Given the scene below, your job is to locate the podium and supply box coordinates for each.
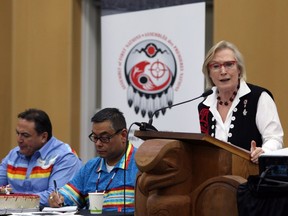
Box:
[133,131,258,216]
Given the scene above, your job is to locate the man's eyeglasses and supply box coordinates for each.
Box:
[208,61,237,72]
[88,128,123,143]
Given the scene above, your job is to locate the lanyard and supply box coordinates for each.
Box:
[95,169,118,193]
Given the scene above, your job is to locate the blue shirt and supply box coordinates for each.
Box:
[59,143,138,213]
[0,136,82,206]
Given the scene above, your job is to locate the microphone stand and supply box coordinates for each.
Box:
[123,122,139,215]
[137,89,213,131]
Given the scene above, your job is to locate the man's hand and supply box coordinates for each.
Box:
[48,191,64,207]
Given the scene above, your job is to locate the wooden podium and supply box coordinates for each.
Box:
[133,131,258,216]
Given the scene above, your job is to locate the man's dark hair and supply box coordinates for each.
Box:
[91,108,126,131]
[18,108,53,140]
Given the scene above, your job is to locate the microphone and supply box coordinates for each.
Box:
[136,89,213,131]
[135,121,158,131]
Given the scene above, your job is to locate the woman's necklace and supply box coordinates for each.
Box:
[217,84,240,106]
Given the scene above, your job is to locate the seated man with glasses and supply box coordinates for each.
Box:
[48,108,138,213]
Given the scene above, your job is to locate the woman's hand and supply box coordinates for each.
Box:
[250,140,264,164]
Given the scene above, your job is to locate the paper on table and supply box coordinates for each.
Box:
[12,212,64,215]
[12,211,77,216]
[42,206,78,212]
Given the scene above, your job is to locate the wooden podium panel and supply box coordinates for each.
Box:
[134,131,258,216]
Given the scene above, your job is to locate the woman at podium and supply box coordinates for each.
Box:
[198,40,283,164]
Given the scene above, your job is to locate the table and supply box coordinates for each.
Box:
[77,209,134,216]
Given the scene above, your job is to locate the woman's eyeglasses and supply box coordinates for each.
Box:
[208,61,237,72]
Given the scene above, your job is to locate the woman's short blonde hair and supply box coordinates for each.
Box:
[202,40,247,88]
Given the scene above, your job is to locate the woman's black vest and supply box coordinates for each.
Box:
[198,83,273,151]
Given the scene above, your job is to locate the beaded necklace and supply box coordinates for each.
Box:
[217,83,240,106]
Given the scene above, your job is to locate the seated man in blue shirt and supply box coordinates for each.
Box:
[0,108,82,206]
[48,108,138,213]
